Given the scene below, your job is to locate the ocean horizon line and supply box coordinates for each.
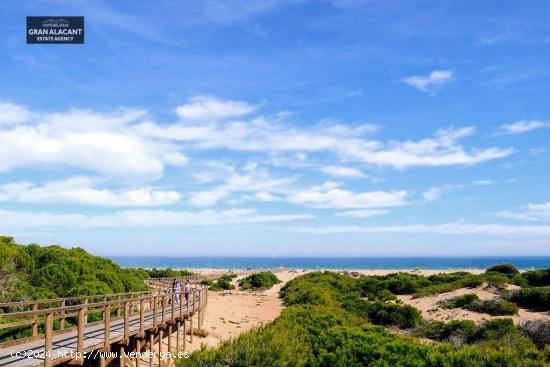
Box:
[109,255,550,270]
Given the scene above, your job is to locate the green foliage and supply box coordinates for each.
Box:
[208,274,235,291]
[344,298,421,328]
[146,268,194,278]
[180,272,547,367]
[468,299,519,316]
[441,293,480,308]
[0,236,149,302]
[523,269,550,287]
[238,271,282,290]
[507,287,550,312]
[441,294,519,316]
[486,264,520,275]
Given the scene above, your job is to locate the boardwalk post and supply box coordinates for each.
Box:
[149,333,154,367]
[140,298,145,335]
[183,319,187,351]
[77,306,86,364]
[176,321,180,352]
[104,304,111,351]
[190,313,193,343]
[158,329,163,367]
[168,324,172,353]
[84,297,89,325]
[153,296,157,328]
[117,295,122,317]
[31,303,38,336]
[179,292,183,319]
[161,295,166,325]
[44,312,53,367]
[135,339,141,367]
[124,301,130,342]
[60,299,66,330]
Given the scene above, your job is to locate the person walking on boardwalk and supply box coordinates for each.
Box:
[174,279,181,303]
[172,278,178,302]
[184,279,192,305]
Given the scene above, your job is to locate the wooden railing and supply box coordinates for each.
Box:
[0,281,208,367]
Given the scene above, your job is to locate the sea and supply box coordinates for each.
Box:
[109,256,550,270]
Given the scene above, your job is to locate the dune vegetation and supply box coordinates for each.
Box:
[181,271,550,367]
[238,271,282,290]
[0,236,150,303]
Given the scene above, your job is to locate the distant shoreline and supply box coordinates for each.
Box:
[109,256,550,271]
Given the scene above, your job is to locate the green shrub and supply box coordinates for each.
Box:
[208,275,235,291]
[441,293,480,308]
[486,264,520,275]
[179,272,545,367]
[469,299,519,316]
[507,287,550,311]
[442,294,518,315]
[146,268,194,278]
[419,320,477,343]
[522,269,550,287]
[239,271,282,290]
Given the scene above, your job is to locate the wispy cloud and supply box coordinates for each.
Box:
[422,180,492,202]
[497,202,550,222]
[0,177,181,207]
[176,96,257,121]
[335,209,389,218]
[403,70,454,92]
[320,165,364,178]
[495,120,550,135]
[0,208,314,228]
[288,181,407,209]
[291,222,550,236]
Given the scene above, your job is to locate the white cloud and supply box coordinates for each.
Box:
[176,96,256,120]
[321,165,364,178]
[403,70,454,92]
[0,102,31,124]
[0,177,181,207]
[422,179,493,202]
[0,208,314,228]
[142,110,511,169]
[497,202,550,221]
[0,98,512,188]
[190,162,294,207]
[288,181,407,209]
[0,107,187,180]
[422,184,464,202]
[496,120,549,135]
[291,222,550,236]
[335,209,389,218]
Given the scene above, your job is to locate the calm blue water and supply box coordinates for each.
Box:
[110,256,550,270]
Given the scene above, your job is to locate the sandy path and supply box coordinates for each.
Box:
[183,270,304,352]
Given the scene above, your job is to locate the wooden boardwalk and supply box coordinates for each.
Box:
[0,278,207,367]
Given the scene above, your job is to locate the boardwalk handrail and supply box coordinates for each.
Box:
[0,279,208,367]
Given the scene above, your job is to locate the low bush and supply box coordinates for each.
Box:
[523,269,550,287]
[519,320,550,349]
[507,287,550,312]
[343,298,421,329]
[486,264,520,275]
[239,271,281,290]
[441,294,518,315]
[441,293,480,308]
[470,299,519,316]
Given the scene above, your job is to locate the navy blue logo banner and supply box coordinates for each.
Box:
[27,16,84,44]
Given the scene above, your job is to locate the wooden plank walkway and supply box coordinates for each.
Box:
[0,280,208,367]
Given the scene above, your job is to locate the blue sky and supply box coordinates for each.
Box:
[1,1,550,256]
